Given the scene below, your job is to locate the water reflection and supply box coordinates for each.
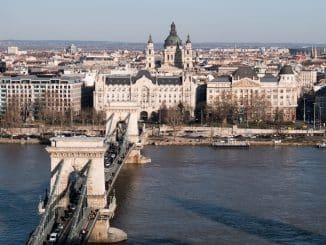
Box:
[171,197,326,244]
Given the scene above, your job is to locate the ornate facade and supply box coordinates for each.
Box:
[145,22,193,70]
[94,70,197,120]
[207,65,298,122]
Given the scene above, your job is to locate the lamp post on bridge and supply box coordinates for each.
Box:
[319,106,324,129]
[313,103,316,129]
[303,97,306,123]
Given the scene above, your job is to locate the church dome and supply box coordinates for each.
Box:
[164,22,182,48]
[232,66,258,80]
[279,65,294,75]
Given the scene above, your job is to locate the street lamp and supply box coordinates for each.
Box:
[313,103,316,129]
[303,97,306,123]
[319,106,324,129]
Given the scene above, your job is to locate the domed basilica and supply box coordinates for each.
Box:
[145,22,193,71]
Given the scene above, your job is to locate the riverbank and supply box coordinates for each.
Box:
[0,137,41,144]
[0,135,324,147]
[0,137,51,145]
[146,136,324,147]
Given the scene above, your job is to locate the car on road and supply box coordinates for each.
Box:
[49,232,58,242]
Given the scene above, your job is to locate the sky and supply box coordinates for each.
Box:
[1,0,326,43]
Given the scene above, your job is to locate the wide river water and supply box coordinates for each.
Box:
[0,144,325,244]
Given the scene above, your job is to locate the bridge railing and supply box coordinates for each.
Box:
[27,160,64,245]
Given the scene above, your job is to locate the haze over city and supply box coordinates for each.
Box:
[2,0,326,43]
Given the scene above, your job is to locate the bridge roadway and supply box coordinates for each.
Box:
[27,113,135,244]
[78,142,135,244]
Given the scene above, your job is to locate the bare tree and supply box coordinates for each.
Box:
[3,95,23,128]
[166,104,184,140]
[209,91,236,125]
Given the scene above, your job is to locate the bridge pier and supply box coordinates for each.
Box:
[125,147,151,164]
[47,137,107,209]
[46,137,127,244]
[89,219,127,244]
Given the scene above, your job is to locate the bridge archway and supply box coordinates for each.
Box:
[140,111,148,121]
[105,102,140,143]
[150,111,158,122]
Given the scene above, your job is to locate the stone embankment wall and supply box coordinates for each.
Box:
[1,125,105,136]
[0,138,40,144]
[147,136,321,146]
[156,125,325,137]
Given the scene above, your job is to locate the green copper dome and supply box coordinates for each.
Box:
[164,22,182,48]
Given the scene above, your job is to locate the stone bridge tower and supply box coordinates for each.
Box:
[46,137,107,209]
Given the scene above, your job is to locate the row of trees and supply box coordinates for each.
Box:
[0,94,105,128]
[199,91,286,126]
[151,92,287,130]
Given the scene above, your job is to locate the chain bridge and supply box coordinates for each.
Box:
[27,106,149,244]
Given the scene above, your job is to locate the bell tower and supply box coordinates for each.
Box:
[184,34,193,70]
[145,34,155,69]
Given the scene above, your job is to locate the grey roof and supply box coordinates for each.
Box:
[105,70,183,86]
[260,73,278,83]
[106,76,130,85]
[186,34,191,44]
[148,34,153,44]
[131,70,155,84]
[157,77,182,85]
[316,86,326,96]
[212,75,232,83]
[0,75,81,83]
[279,65,294,75]
[232,66,258,80]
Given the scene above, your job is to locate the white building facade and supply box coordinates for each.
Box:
[298,69,317,92]
[207,65,298,122]
[0,76,82,115]
[94,70,197,120]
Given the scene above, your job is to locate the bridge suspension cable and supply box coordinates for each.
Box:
[65,160,92,244]
[27,160,64,245]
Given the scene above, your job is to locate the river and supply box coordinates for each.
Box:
[0,144,325,244]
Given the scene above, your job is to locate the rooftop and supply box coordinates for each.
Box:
[164,22,182,48]
[260,73,278,83]
[0,75,81,83]
[106,70,183,86]
[279,65,294,75]
[232,66,258,80]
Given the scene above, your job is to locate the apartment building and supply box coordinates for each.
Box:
[0,75,82,115]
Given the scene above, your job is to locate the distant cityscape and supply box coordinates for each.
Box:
[1,1,326,243]
[0,22,326,130]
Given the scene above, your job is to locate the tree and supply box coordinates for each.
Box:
[158,102,168,124]
[3,95,23,128]
[297,90,315,122]
[166,105,184,140]
[209,91,237,125]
